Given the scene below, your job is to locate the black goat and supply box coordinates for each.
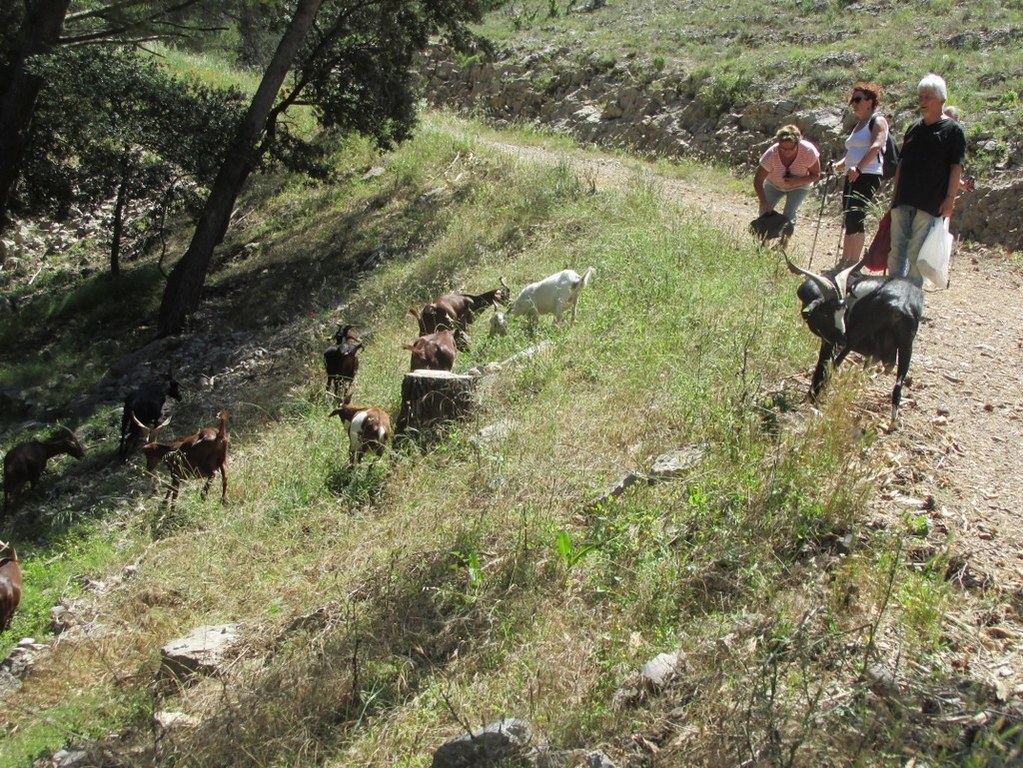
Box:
[324,325,363,402]
[785,255,924,426]
[119,367,182,462]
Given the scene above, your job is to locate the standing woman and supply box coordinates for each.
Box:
[830,83,888,267]
[754,124,821,228]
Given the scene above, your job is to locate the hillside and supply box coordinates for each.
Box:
[422,0,1023,252]
[2,3,1023,767]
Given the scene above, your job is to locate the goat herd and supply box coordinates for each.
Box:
[1,256,921,632]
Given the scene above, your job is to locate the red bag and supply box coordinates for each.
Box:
[864,210,891,272]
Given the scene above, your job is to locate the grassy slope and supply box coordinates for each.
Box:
[4,0,1015,762]
[1,110,959,767]
[478,0,1023,175]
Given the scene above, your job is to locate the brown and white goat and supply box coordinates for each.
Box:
[414,281,509,348]
[329,404,392,464]
[138,410,229,505]
[324,325,363,402]
[3,428,85,516]
[0,542,22,631]
[402,328,457,372]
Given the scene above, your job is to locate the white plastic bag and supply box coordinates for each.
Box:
[917,217,952,289]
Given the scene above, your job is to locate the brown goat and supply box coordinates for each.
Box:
[329,405,392,464]
[324,325,362,402]
[3,428,85,516]
[414,281,509,348]
[139,410,229,505]
[402,328,457,372]
[0,542,22,632]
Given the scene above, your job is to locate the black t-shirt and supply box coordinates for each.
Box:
[894,117,967,215]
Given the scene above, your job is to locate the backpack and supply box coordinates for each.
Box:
[870,116,899,180]
[749,210,794,243]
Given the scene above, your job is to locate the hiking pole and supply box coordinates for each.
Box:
[807,164,833,268]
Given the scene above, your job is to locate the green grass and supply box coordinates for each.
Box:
[476,0,1023,163]
[2,4,1014,760]
[0,114,906,766]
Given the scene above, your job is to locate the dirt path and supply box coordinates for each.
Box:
[485,137,1023,597]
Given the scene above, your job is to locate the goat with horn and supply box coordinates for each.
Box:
[784,254,924,426]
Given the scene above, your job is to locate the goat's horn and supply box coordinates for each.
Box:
[833,256,867,299]
[782,253,838,297]
[499,276,509,290]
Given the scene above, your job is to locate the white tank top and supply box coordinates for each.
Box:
[843,119,884,175]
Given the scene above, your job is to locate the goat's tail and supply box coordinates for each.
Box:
[569,266,595,300]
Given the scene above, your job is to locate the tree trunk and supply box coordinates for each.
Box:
[395,370,477,435]
[156,0,325,337]
[0,0,73,236]
[110,149,132,276]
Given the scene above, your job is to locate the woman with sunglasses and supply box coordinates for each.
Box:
[829,83,888,267]
[753,124,821,233]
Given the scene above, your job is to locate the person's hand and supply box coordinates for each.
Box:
[847,166,861,181]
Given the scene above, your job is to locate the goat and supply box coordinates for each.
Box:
[119,366,182,462]
[138,410,229,505]
[415,280,509,347]
[0,542,21,631]
[785,255,924,426]
[324,325,363,402]
[490,267,594,334]
[329,404,392,464]
[402,328,457,372]
[3,428,85,516]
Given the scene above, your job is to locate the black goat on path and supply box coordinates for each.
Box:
[785,255,924,426]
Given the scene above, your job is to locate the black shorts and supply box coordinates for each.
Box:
[842,173,882,234]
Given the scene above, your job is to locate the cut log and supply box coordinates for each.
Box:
[396,369,477,435]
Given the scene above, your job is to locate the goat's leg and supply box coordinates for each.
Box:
[220,466,227,503]
[890,342,914,426]
[201,475,213,500]
[809,343,836,401]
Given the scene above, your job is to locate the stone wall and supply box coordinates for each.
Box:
[419,47,1022,252]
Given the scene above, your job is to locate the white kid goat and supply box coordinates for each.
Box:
[490,267,594,335]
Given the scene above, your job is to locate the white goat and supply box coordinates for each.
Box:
[490,267,594,334]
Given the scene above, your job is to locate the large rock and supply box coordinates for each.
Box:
[160,624,241,682]
[432,718,534,768]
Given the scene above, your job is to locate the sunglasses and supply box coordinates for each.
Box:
[849,95,868,104]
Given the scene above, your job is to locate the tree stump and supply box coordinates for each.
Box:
[395,370,477,435]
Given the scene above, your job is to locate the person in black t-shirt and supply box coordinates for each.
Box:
[888,74,966,286]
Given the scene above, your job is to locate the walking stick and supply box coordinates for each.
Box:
[807,166,833,268]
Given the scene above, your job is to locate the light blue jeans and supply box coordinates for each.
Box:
[762,180,813,223]
[888,204,935,287]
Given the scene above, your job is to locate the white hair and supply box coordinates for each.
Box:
[918,73,948,101]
